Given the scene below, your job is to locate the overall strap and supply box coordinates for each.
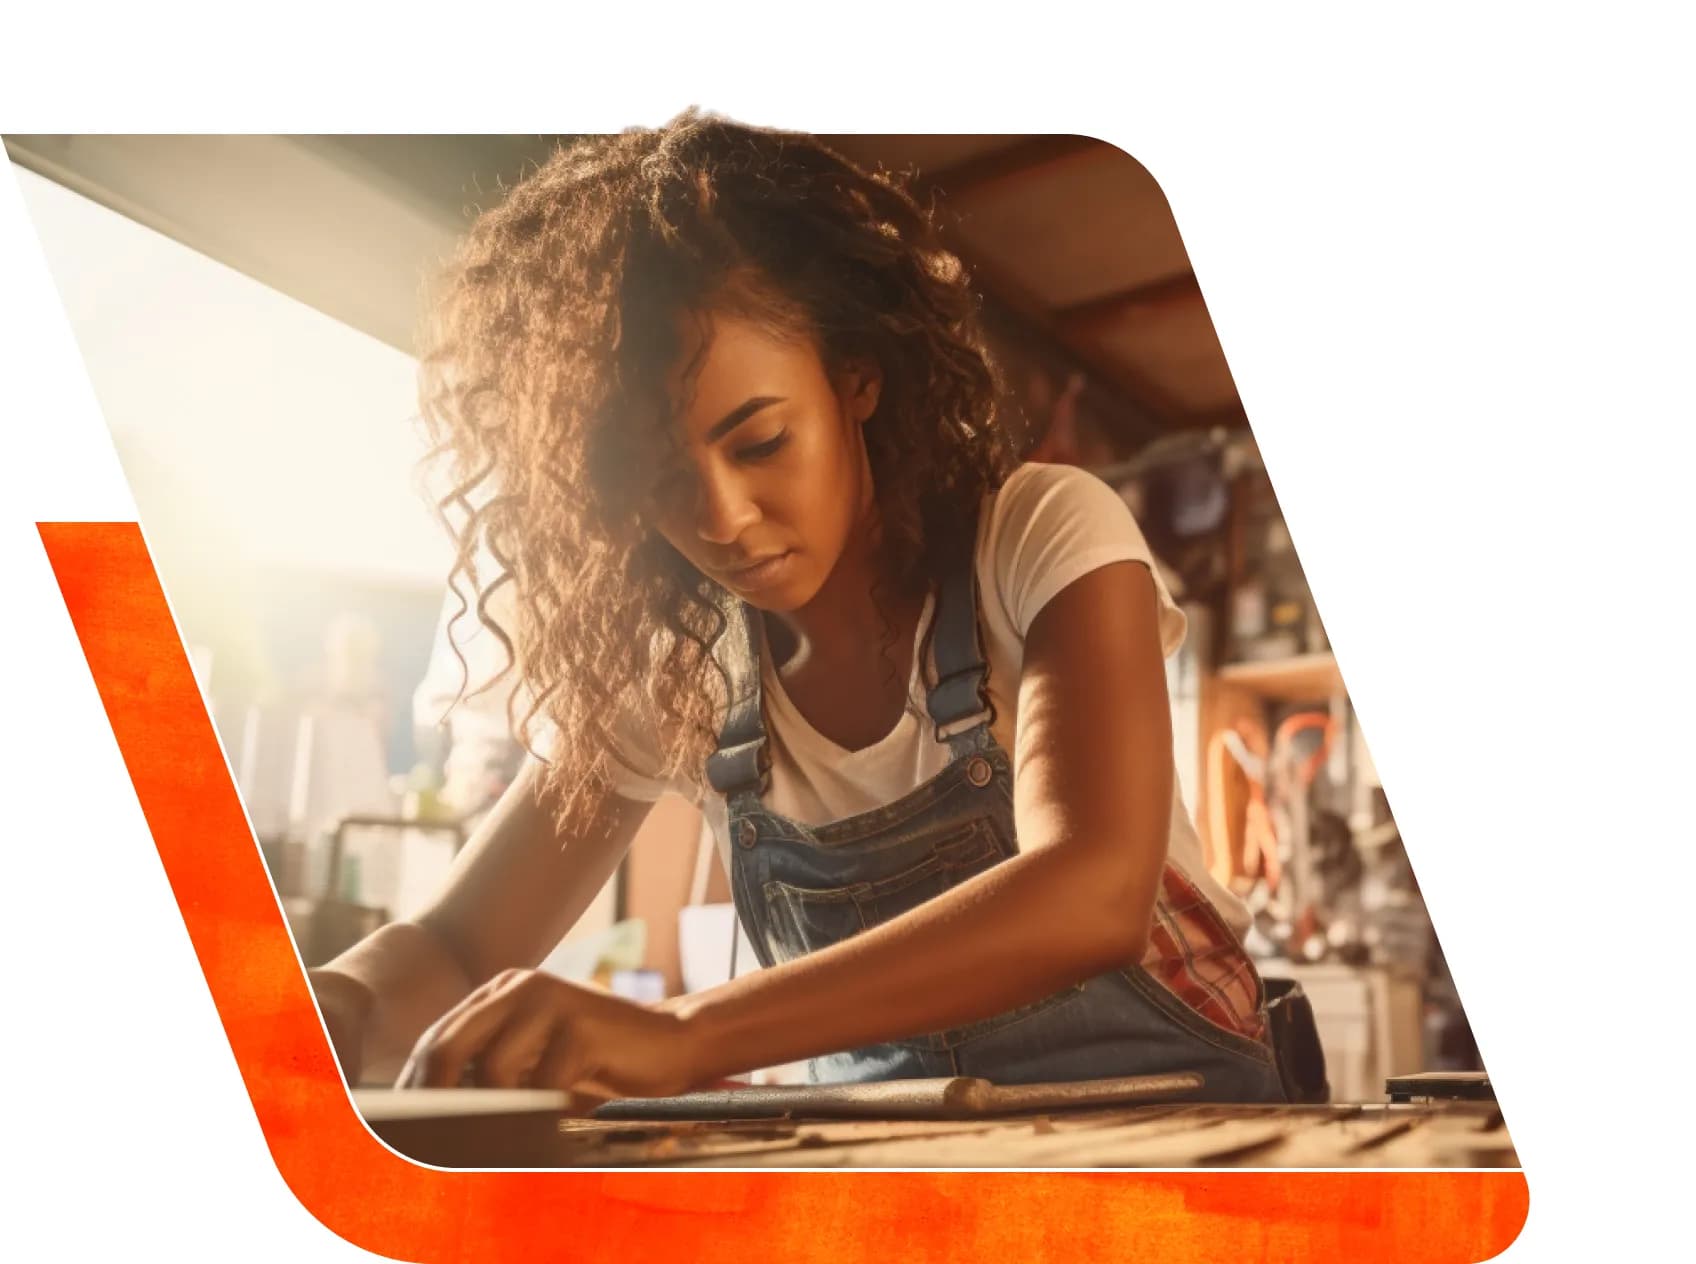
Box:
[925,521,992,754]
[704,588,770,803]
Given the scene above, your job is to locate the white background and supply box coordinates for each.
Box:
[2,4,1691,1260]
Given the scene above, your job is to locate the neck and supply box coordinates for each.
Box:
[764,508,923,670]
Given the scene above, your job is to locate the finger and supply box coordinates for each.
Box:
[473,1000,562,1089]
[530,1021,590,1095]
[410,988,530,1089]
[564,1088,617,1119]
[397,970,536,1088]
[396,1013,455,1087]
[397,1006,474,1088]
[536,1045,623,1102]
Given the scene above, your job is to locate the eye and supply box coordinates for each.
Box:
[735,430,790,463]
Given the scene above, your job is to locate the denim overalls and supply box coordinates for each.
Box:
[705,535,1288,1103]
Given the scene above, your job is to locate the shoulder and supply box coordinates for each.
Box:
[528,679,693,807]
[602,685,698,805]
[981,462,1139,563]
[975,462,1187,655]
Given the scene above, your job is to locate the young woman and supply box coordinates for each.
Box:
[308,112,1289,1105]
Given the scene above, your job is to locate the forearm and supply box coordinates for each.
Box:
[314,919,476,1080]
[311,770,653,1082]
[668,842,1155,1085]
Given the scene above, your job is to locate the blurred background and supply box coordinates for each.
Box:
[5,133,1481,1099]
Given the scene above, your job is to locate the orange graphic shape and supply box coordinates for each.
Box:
[39,521,1528,1263]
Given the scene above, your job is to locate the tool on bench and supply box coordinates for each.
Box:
[1385,1071,1493,1104]
[592,1071,1207,1121]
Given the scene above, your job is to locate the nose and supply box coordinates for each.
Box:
[693,465,761,546]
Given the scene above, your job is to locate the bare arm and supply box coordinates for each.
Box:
[310,759,650,1082]
[404,562,1177,1097]
[666,560,1173,1079]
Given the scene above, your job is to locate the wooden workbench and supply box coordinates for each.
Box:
[367,1100,1516,1169]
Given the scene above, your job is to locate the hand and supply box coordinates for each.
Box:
[308,968,376,1086]
[395,969,701,1102]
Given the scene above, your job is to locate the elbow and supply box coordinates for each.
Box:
[1093,917,1151,973]
[1069,873,1154,974]
[1024,830,1162,978]
[1119,916,1151,966]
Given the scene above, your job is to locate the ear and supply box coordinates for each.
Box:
[838,356,883,425]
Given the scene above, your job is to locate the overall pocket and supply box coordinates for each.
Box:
[760,819,1004,962]
[760,818,1089,1051]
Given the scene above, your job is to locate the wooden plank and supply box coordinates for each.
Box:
[654,1104,1519,1170]
[1267,1109,1430,1167]
[1056,272,1204,339]
[1378,1107,1518,1167]
[919,135,1107,200]
[373,1099,1516,1169]
[356,1088,570,1120]
[751,1115,1287,1169]
[587,1118,1016,1168]
[660,1107,1267,1169]
[637,1105,1208,1169]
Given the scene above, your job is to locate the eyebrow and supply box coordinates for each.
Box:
[706,395,785,443]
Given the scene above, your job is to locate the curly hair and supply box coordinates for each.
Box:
[417,108,1019,838]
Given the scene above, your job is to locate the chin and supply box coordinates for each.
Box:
[735,570,824,614]
[736,582,813,614]
[713,550,822,612]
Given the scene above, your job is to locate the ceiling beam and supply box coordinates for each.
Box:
[1055,271,1203,339]
[917,134,1107,199]
[899,137,1192,441]
[956,247,1187,438]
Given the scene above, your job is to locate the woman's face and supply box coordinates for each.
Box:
[646,311,882,613]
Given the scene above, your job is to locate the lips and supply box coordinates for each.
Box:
[724,550,793,588]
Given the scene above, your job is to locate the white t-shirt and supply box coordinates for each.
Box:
[604,461,1253,940]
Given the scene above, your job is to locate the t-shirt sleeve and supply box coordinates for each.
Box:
[985,461,1188,657]
[527,687,685,804]
[602,697,687,803]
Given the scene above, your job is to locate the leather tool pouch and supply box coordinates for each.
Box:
[1263,977,1331,1104]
